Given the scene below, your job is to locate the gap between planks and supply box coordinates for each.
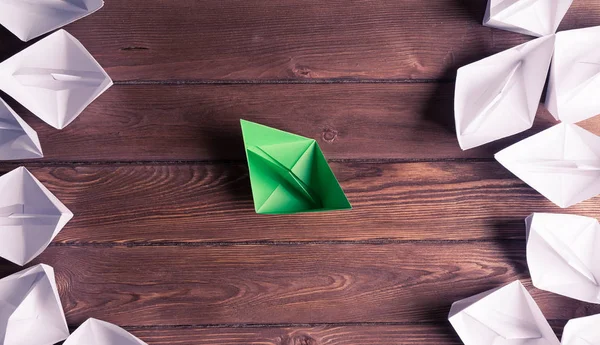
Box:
[0,157,495,168]
[113,79,452,85]
[116,320,567,330]
[49,239,525,247]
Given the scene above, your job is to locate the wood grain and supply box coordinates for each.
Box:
[0,243,593,326]
[2,0,598,343]
[125,323,567,345]
[9,83,598,162]
[1,0,599,81]
[127,325,464,345]
[9,163,599,244]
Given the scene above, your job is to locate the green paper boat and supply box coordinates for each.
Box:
[241,120,352,214]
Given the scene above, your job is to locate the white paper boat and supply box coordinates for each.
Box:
[0,264,69,345]
[562,314,600,345]
[0,98,43,160]
[496,123,600,208]
[0,29,113,129]
[64,318,148,345]
[484,0,573,37]
[454,35,555,150]
[0,0,104,42]
[449,280,559,345]
[0,166,73,265]
[526,213,600,304]
[546,26,600,124]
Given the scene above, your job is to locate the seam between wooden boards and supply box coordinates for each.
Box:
[49,239,524,247]
[107,320,567,330]
[0,158,495,167]
[113,79,454,85]
[9,158,509,246]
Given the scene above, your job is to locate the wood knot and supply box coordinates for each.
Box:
[292,65,312,78]
[322,128,338,143]
[120,46,149,51]
[411,59,425,71]
[280,334,317,345]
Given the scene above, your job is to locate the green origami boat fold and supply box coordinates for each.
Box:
[241,120,352,214]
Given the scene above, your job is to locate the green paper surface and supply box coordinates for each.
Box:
[241,120,352,214]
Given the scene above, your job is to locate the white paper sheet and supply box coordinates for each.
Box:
[454,35,555,150]
[526,213,600,304]
[0,0,104,42]
[64,318,148,345]
[449,280,559,345]
[483,0,573,37]
[0,166,73,266]
[546,26,600,124]
[0,264,69,345]
[495,123,600,208]
[0,98,43,160]
[562,314,600,345]
[0,29,113,129]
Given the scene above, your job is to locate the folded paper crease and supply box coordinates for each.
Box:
[64,318,148,345]
[0,0,104,41]
[449,280,559,345]
[526,213,600,303]
[0,264,69,345]
[546,26,600,123]
[484,0,573,37]
[0,166,73,265]
[496,123,600,208]
[0,29,113,129]
[455,35,555,150]
[0,98,43,160]
[241,120,351,214]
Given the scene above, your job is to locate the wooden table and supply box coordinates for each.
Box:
[2,1,600,344]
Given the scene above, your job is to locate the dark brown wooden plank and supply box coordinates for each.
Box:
[127,325,463,345]
[126,323,567,345]
[1,243,593,325]
[7,162,600,244]
[2,0,599,81]
[9,83,593,161]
